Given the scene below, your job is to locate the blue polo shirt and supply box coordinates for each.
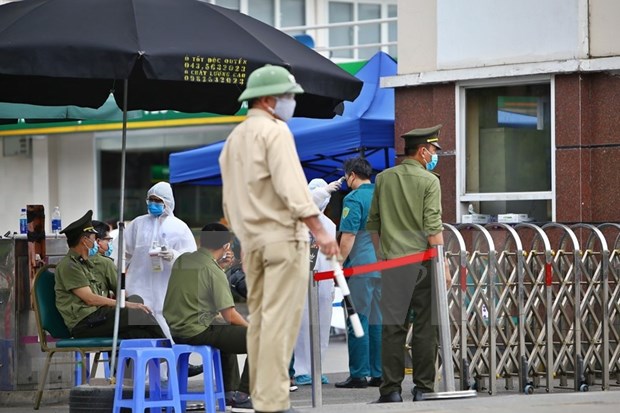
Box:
[340,183,380,279]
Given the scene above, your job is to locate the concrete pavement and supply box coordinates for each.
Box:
[300,390,620,413]
[2,338,619,412]
[2,384,620,413]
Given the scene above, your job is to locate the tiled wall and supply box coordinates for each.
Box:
[395,83,456,223]
[555,73,620,222]
[394,73,620,224]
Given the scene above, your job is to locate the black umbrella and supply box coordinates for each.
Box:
[0,0,361,118]
[0,0,362,382]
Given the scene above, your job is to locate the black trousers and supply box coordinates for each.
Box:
[72,295,164,339]
[175,324,250,395]
[379,260,438,395]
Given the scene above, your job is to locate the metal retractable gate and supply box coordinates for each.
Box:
[454,224,497,394]
[304,222,619,407]
[441,222,618,396]
[599,224,620,388]
[543,223,587,392]
[514,223,553,394]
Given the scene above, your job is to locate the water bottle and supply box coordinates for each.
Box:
[51,206,62,237]
[149,240,163,272]
[19,208,27,234]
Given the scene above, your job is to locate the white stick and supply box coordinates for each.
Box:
[331,257,364,338]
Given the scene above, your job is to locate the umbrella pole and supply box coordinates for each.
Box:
[109,79,129,383]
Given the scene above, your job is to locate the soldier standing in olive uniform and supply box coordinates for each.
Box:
[366,125,452,403]
[55,210,164,339]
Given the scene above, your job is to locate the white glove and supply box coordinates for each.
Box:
[158,249,174,262]
[326,179,342,193]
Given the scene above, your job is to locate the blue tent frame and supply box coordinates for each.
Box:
[169,51,396,185]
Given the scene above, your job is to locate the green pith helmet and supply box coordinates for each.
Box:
[238,64,304,102]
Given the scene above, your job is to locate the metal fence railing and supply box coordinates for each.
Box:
[444,222,620,394]
[305,221,619,407]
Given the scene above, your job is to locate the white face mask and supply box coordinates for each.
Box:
[273,96,297,122]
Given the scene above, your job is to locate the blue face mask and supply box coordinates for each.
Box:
[424,149,439,171]
[104,242,114,258]
[87,239,99,257]
[147,202,165,217]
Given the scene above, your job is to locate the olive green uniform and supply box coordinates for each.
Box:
[55,250,100,330]
[90,254,118,299]
[163,248,250,395]
[367,159,443,396]
[55,250,163,338]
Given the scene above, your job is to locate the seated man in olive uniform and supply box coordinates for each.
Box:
[55,210,164,339]
[164,223,252,413]
[90,220,118,298]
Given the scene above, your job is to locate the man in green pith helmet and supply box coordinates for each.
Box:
[219,64,339,413]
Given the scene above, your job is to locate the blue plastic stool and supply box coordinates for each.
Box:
[75,349,117,385]
[113,339,181,413]
[74,351,111,385]
[173,344,226,413]
[119,338,172,349]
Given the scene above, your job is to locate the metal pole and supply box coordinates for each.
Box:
[602,249,610,390]
[109,79,129,382]
[517,248,526,393]
[308,272,323,407]
[459,253,469,390]
[488,249,498,395]
[574,248,584,392]
[435,245,456,392]
[423,245,476,400]
[545,252,554,393]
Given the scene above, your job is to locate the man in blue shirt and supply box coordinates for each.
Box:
[335,156,382,389]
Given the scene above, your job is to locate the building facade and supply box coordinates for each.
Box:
[4,0,618,230]
[387,0,620,223]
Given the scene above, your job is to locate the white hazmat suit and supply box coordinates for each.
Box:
[293,179,336,381]
[125,182,197,339]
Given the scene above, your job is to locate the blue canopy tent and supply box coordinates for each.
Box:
[169,51,396,185]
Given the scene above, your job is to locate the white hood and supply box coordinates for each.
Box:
[308,178,331,212]
[147,181,175,215]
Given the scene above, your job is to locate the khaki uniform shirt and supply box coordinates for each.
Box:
[163,248,235,340]
[90,254,118,298]
[55,251,107,330]
[219,108,319,253]
[367,159,443,259]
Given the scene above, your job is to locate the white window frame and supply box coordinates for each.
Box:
[210,0,309,28]
[455,75,557,222]
[211,0,397,60]
[324,0,397,60]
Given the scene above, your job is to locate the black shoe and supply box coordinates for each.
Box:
[368,377,382,387]
[411,387,429,401]
[187,363,203,377]
[370,391,402,403]
[225,391,236,406]
[231,391,254,413]
[335,376,368,388]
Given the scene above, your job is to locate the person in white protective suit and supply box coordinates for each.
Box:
[124,181,197,340]
[292,178,341,386]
